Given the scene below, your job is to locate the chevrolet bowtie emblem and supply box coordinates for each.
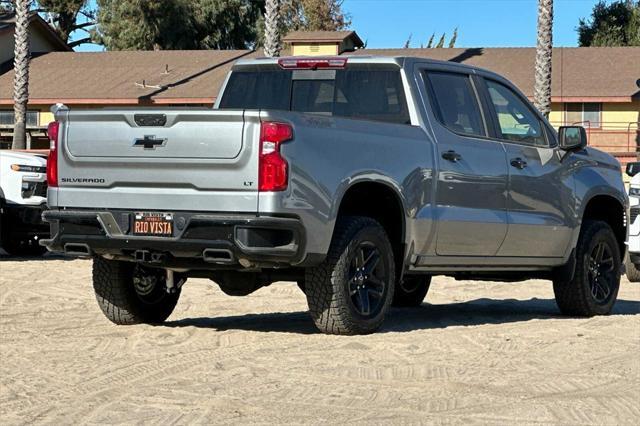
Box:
[133,135,167,149]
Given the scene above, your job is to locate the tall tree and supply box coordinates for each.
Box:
[1,1,97,47]
[263,0,281,56]
[403,33,412,48]
[36,0,96,46]
[12,0,31,150]
[578,0,640,46]
[425,33,434,48]
[533,0,553,117]
[299,0,349,30]
[95,0,262,50]
[256,0,349,47]
[435,33,445,48]
[448,27,458,48]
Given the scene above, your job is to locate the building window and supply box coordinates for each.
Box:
[0,110,39,127]
[564,103,601,128]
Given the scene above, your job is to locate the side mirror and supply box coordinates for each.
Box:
[558,126,587,151]
[626,162,640,177]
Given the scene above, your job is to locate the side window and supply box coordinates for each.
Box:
[485,80,546,146]
[425,72,486,137]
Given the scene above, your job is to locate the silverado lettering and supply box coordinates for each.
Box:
[61,178,106,184]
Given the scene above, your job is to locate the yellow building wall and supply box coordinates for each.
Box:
[601,101,640,126]
[547,101,639,129]
[39,110,54,126]
[548,102,564,127]
[291,43,339,56]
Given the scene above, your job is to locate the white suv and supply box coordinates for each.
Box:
[0,150,49,256]
[625,162,640,281]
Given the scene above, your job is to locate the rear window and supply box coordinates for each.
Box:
[219,64,411,125]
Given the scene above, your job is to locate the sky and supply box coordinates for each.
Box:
[74,0,601,52]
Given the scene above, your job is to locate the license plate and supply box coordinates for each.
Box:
[133,212,174,237]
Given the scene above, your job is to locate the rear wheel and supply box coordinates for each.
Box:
[305,216,395,335]
[92,257,181,324]
[624,253,640,282]
[393,276,431,307]
[553,220,621,316]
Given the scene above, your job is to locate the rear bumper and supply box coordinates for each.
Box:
[41,209,316,269]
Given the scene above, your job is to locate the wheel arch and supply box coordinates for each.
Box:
[580,193,626,258]
[334,179,408,276]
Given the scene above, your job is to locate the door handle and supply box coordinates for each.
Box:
[442,150,462,162]
[510,157,528,169]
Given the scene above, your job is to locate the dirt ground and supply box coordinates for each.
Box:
[1,257,639,425]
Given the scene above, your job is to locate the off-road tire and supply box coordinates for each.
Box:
[553,220,621,316]
[92,256,181,325]
[393,276,431,307]
[624,253,640,282]
[305,216,395,335]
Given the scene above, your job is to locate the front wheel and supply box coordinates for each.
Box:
[553,220,621,316]
[92,257,181,325]
[305,216,395,335]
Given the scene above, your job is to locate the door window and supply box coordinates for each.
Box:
[425,72,486,137]
[485,80,546,146]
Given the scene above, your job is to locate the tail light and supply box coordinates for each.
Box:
[259,121,293,191]
[47,121,59,187]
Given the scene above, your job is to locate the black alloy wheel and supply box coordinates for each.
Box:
[347,242,389,318]
[587,241,616,304]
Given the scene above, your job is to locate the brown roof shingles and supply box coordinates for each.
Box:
[349,47,640,101]
[0,47,637,105]
[0,50,256,105]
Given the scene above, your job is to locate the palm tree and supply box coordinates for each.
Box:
[533,0,553,118]
[264,0,281,57]
[12,0,31,150]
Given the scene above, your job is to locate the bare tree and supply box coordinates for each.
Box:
[12,0,31,150]
[534,0,553,117]
[264,0,282,57]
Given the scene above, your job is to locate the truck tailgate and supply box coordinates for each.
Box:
[53,108,260,213]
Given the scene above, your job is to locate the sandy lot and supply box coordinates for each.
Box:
[1,257,639,425]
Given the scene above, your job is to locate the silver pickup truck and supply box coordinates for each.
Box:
[42,56,628,335]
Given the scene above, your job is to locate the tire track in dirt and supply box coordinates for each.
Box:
[1,259,639,424]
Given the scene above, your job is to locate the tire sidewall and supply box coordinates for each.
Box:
[333,224,395,331]
[624,253,640,282]
[92,257,180,324]
[578,225,621,315]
